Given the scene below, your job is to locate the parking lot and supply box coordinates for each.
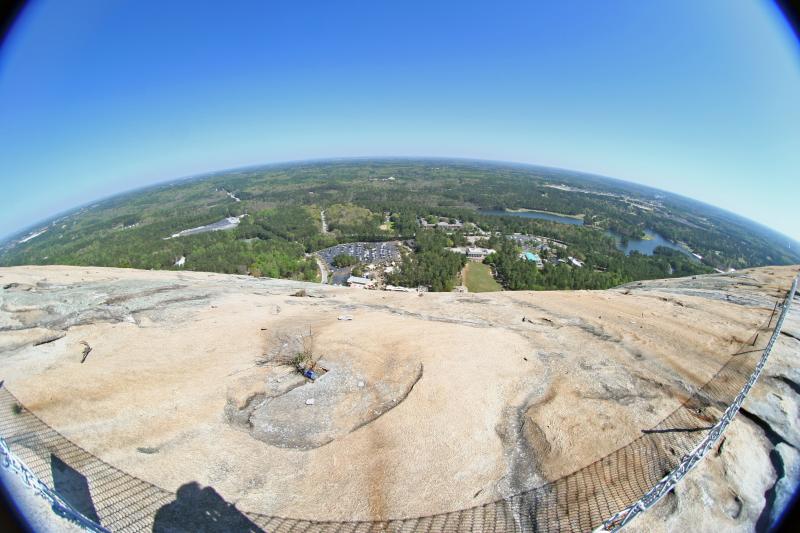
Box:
[318,241,401,266]
[317,242,402,285]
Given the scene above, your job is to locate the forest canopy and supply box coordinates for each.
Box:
[2,159,794,292]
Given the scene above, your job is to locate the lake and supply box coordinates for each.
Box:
[609,229,697,260]
[480,208,696,259]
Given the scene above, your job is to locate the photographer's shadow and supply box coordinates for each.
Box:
[153,481,262,533]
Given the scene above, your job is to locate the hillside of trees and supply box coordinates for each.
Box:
[2,159,794,291]
[484,240,711,291]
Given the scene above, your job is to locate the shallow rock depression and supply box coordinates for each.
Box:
[226,358,423,449]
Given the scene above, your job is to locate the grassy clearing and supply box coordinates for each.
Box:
[326,204,375,229]
[464,262,502,292]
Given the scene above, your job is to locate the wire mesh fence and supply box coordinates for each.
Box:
[0,280,795,532]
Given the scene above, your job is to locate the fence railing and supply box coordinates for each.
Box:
[596,275,797,531]
[0,277,796,532]
[0,437,111,532]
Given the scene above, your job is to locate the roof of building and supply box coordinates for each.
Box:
[467,247,494,255]
[347,275,372,285]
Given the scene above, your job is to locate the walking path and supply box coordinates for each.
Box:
[315,254,329,284]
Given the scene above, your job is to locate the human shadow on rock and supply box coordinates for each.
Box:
[152,481,262,533]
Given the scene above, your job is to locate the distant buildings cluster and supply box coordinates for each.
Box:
[419,217,464,231]
[331,214,594,293]
[446,246,496,261]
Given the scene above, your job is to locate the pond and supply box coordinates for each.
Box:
[609,229,697,261]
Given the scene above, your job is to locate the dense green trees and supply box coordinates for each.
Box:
[2,160,791,287]
[325,204,383,237]
[388,230,467,291]
[389,212,419,236]
[332,254,359,267]
[484,239,711,291]
[238,207,337,252]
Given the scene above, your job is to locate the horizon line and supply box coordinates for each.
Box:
[2,155,798,247]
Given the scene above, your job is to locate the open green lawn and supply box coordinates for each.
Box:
[464,262,502,292]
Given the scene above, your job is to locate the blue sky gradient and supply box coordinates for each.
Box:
[1,1,799,239]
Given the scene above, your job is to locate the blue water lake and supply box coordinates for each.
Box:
[610,229,696,260]
[480,208,696,260]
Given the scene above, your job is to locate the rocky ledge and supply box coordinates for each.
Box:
[0,264,797,530]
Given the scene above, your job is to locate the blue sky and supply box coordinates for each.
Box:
[1,0,799,240]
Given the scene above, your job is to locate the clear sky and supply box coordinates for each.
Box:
[1,1,799,240]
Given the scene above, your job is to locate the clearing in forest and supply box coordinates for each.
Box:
[464,262,502,292]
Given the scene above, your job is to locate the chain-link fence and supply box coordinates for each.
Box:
[0,278,796,532]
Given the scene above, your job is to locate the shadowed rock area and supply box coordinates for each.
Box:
[0,264,797,530]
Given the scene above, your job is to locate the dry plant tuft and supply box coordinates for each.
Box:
[258,326,320,372]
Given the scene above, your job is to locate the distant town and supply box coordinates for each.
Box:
[316,216,651,293]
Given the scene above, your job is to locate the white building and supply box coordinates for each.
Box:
[385,284,413,292]
[347,275,374,289]
[466,247,495,261]
[419,218,464,231]
[568,256,584,268]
